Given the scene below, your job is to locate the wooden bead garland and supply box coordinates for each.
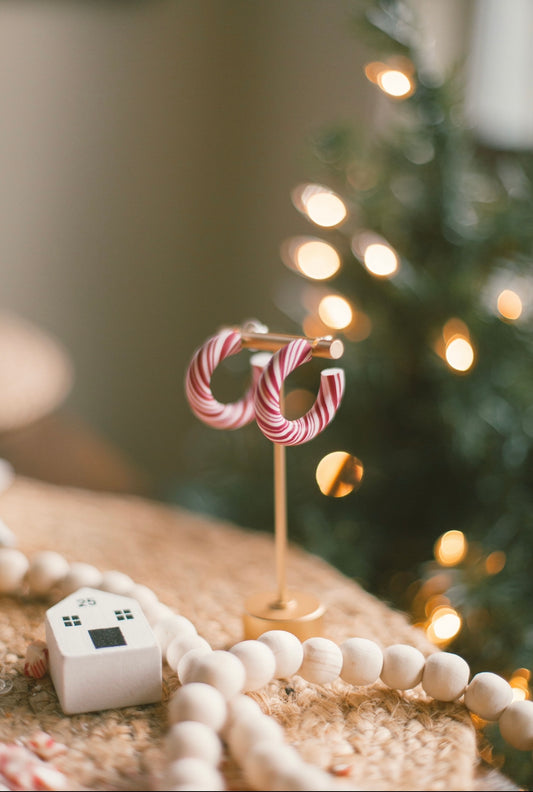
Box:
[60,561,102,595]
[165,719,223,766]
[152,613,198,654]
[167,683,228,733]
[1,535,533,790]
[421,651,470,702]
[183,649,247,700]
[226,710,285,765]
[229,639,277,691]
[166,634,212,674]
[176,645,213,685]
[380,643,425,690]
[298,636,343,685]
[26,551,70,596]
[220,693,263,739]
[339,636,383,686]
[257,628,303,678]
[499,700,533,752]
[161,756,225,791]
[464,671,514,721]
[0,547,29,592]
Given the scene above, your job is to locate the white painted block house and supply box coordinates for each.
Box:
[45,586,162,715]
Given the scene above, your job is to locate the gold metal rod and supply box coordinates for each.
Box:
[273,441,288,608]
[240,330,344,360]
[273,385,288,608]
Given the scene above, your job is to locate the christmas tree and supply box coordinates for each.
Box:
[172,1,533,785]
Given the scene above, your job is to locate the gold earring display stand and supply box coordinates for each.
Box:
[242,591,325,641]
[243,385,326,640]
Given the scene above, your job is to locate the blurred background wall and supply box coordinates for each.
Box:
[0,0,468,493]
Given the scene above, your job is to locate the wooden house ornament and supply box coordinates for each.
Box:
[45,587,162,715]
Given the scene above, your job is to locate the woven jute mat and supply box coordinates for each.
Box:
[0,477,510,791]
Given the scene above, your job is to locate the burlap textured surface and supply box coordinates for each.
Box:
[0,477,511,791]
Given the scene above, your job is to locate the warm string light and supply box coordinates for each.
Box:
[364,57,416,99]
[281,42,533,784]
[283,181,403,516]
[280,237,341,281]
[281,188,365,508]
[425,607,462,645]
[509,669,531,702]
[434,530,468,566]
[445,337,475,372]
[414,545,465,648]
[285,179,486,660]
[291,184,348,228]
[485,551,506,576]
[318,295,353,330]
[434,318,475,373]
[315,452,364,498]
[425,530,467,645]
[417,528,519,704]
[482,269,533,324]
[301,313,334,340]
[343,311,372,342]
[351,231,400,278]
[497,289,523,321]
[295,284,358,339]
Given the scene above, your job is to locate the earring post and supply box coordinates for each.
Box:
[240,329,344,360]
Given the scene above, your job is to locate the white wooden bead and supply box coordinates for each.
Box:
[222,694,264,738]
[498,700,533,750]
[0,548,29,593]
[165,720,222,766]
[297,637,343,685]
[177,647,213,685]
[128,583,159,611]
[464,672,514,721]
[184,649,246,699]
[26,551,69,596]
[166,634,211,671]
[168,682,227,732]
[340,637,383,686]
[227,713,284,764]
[60,562,102,595]
[141,599,175,626]
[99,569,135,596]
[242,740,303,790]
[162,757,225,791]
[422,652,470,701]
[381,644,425,690]
[229,640,276,691]
[153,614,197,653]
[257,630,303,679]
[0,518,16,548]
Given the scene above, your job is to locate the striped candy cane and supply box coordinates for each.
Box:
[0,742,69,791]
[254,338,345,445]
[185,329,264,430]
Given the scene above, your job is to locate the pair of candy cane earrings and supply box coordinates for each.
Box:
[185,325,345,444]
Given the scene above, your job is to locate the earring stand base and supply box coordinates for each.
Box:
[242,590,325,641]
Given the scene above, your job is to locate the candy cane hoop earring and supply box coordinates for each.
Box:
[254,338,345,445]
[185,327,264,430]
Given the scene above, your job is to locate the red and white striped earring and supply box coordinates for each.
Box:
[185,328,265,430]
[254,338,345,445]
